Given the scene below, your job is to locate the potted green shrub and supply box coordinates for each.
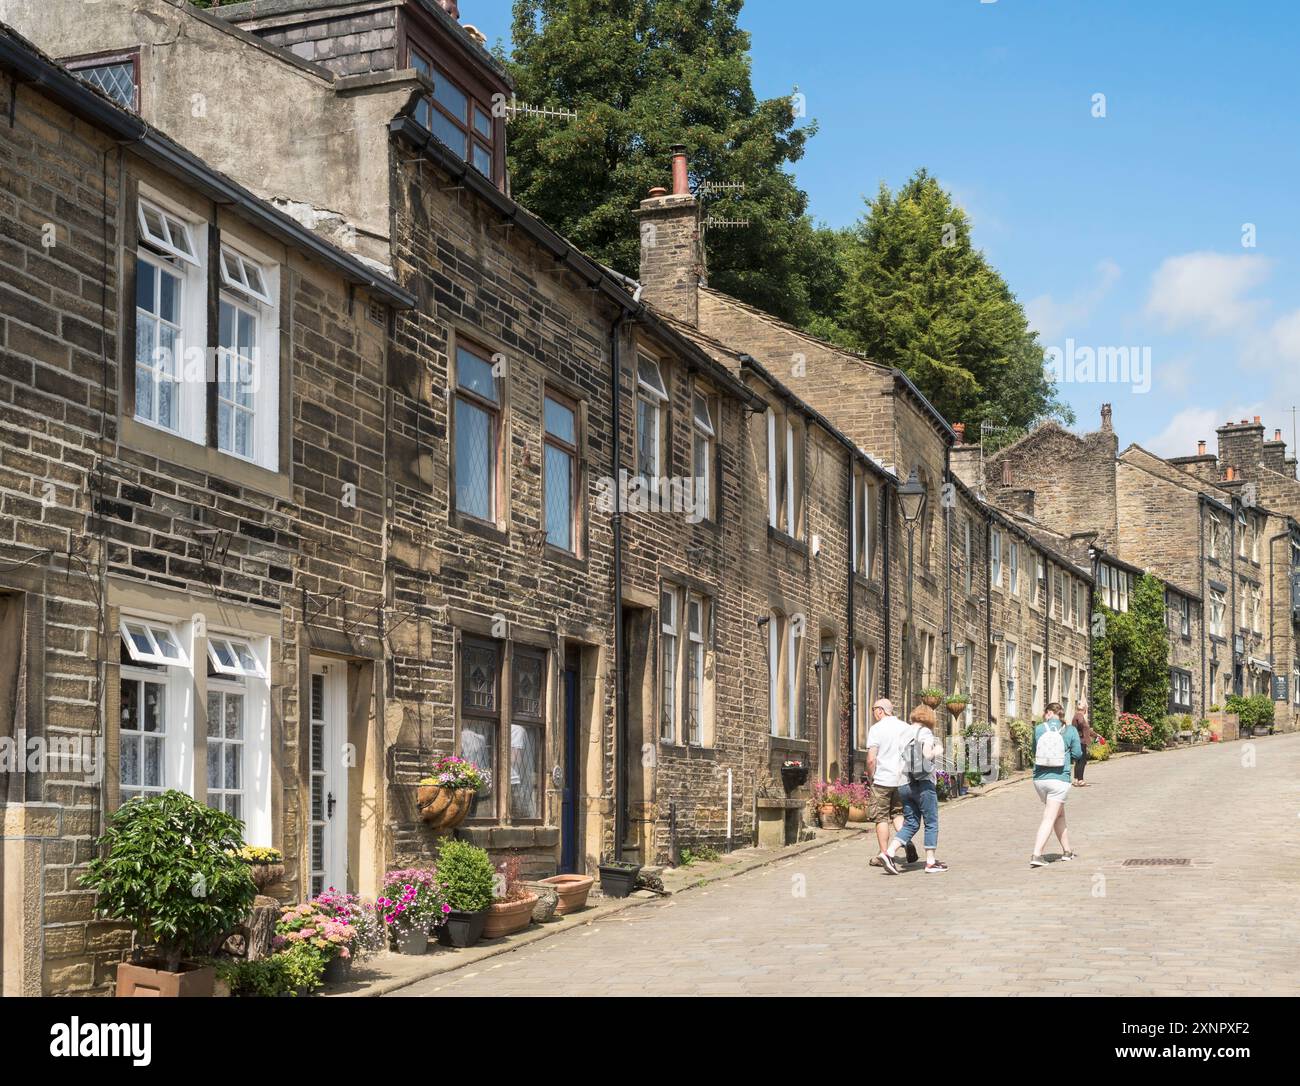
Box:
[434,839,495,947]
[379,868,447,954]
[597,859,642,898]
[80,790,256,997]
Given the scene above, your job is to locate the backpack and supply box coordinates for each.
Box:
[1035,720,1066,768]
[899,725,930,781]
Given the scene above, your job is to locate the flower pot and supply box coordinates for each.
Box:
[395,929,429,955]
[417,785,475,831]
[847,804,869,823]
[483,893,538,939]
[817,803,848,829]
[524,881,560,922]
[921,695,942,709]
[247,862,285,892]
[598,862,641,899]
[539,873,594,914]
[945,702,968,719]
[321,954,353,985]
[436,908,489,948]
[780,764,809,792]
[1253,725,1269,737]
[115,960,215,998]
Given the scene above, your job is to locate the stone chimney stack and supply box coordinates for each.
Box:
[1216,417,1265,482]
[948,422,984,492]
[1100,403,1113,432]
[1263,428,1288,475]
[638,146,703,327]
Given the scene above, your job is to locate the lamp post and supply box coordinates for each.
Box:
[898,470,927,716]
[814,645,835,778]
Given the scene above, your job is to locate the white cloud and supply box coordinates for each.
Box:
[1144,403,1267,459]
[1145,251,1272,334]
[1026,258,1121,342]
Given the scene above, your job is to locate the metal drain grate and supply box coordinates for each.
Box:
[1122,858,1190,867]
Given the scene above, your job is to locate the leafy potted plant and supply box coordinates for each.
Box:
[934,771,953,801]
[538,870,595,914]
[236,845,285,892]
[812,779,854,829]
[919,686,944,709]
[483,855,538,939]
[598,858,642,898]
[418,756,488,832]
[80,790,256,997]
[845,780,871,822]
[1008,719,1034,770]
[945,690,970,719]
[274,900,358,985]
[780,758,809,792]
[434,839,495,947]
[313,886,387,963]
[378,868,447,955]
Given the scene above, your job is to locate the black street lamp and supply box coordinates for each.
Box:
[898,470,927,715]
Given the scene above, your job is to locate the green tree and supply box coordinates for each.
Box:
[502,0,822,324]
[833,170,1071,431]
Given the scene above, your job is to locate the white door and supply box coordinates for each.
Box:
[308,660,348,897]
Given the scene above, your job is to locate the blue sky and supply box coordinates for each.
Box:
[466,0,1300,457]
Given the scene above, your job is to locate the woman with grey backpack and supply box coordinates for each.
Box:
[1030,702,1083,867]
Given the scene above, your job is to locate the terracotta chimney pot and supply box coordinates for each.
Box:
[670,145,689,197]
[648,186,668,198]
[436,0,461,18]
[953,422,966,444]
[1198,440,1207,455]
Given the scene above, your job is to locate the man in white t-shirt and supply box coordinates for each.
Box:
[866,698,915,874]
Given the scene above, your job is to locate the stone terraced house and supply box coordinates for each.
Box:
[30,0,1298,998]
[0,20,412,994]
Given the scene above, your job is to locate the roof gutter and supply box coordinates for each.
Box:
[0,31,415,308]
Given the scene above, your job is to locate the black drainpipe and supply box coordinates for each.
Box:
[1198,497,1207,720]
[846,463,856,780]
[1230,499,1239,696]
[985,511,994,726]
[882,485,893,698]
[1044,554,1052,707]
[610,313,628,861]
[1269,530,1289,697]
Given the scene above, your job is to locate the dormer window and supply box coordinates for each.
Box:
[410,47,496,180]
[65,51,139,112]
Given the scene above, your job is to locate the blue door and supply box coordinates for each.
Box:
[560,664,580,873]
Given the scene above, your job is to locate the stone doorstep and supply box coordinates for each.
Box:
[336,826,872,997]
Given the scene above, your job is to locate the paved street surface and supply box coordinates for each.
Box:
[396,736,1300,996]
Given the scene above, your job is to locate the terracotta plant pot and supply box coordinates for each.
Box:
[945,702,968,719]
[538,873,594,914]
[921,695,942,709]
[436,908,489,948]
[116,960,215,998]
[416,785,475,831]
[524,881,559,923]
[247,863,285,892]
[482,893,539,939]
[847,804,869,823]
[395,929,429,955]
[818,804,848,829]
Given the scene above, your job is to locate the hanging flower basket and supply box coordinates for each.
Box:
[945,699,969,719]
[416,784,475,831]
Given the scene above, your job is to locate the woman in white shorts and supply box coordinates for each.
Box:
[1030,703,1083,867]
